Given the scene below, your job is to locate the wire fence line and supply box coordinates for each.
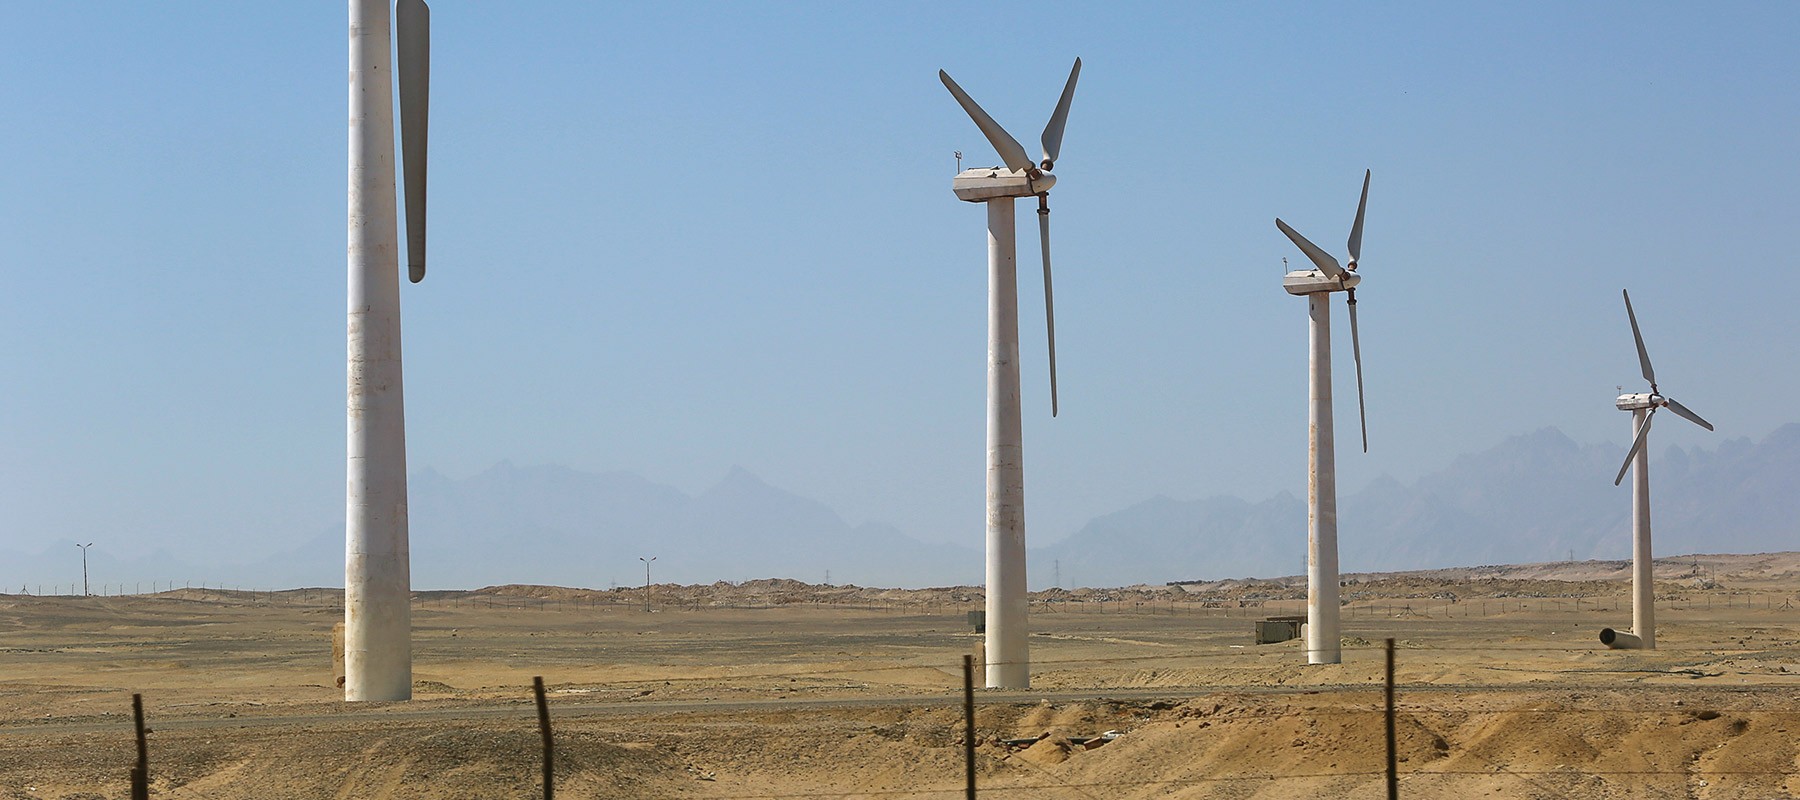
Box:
[21,640,1800,800]
[8,585,1796,619]
[407,591,1796,617]
[506,653,1800,694]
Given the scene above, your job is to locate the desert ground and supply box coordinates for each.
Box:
[3,553,1799,799]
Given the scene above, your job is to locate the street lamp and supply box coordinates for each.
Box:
[638,556,656,612]
[75,543,93,597]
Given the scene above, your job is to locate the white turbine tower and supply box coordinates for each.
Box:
[345,0,429,702]
[940,58,1080,689]
[1274,170,1370,666]
[1600,289,1713,650]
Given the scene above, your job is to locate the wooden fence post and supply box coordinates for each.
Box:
[534,676,553,800]
[963,655,976,800]
[1385,638,1397,800]
[131,693,148,800]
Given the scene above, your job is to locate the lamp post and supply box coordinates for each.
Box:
[76,543,93,596]
[638,556,656,612]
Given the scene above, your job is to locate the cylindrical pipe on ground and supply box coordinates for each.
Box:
[1600,627,1643,649]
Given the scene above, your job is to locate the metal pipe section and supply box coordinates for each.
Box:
[1306,292,1341,664]
[1599,627,1644,649]
[345,0,413,702]
[984,198,1029,689]
[1630,407,1655,649]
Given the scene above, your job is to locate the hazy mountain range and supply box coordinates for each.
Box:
[6,425,1797,591]
[1043,424,1800,587]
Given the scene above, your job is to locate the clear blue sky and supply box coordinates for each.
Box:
[2,2,1796,569]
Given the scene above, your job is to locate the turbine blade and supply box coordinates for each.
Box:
[1614,410,1655,486]
[397,0,430,283]
[1664,397,1714,431]
[1039,57,1081,170]
[1347,169,1370,268]
[1622,289,1654,387]
[1038,200,1059,417]
[939,70,1033,174]
[1348,294,1367,452]
[1276,218,1343,277]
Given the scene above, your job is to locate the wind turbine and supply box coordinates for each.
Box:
[345,0,430,701]
[940,58,1080,689]
[1600,289,1713,650]
[1274,169,1370,666]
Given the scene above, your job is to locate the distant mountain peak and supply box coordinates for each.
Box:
[1264,489,1300,505]
[1515,426,1577,451]
[707,464,772,495]
[1765,422,1800,446]
[723,463,761,481]
[1359,474,1406,494]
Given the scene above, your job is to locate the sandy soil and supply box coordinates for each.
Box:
[3,553,1799,799]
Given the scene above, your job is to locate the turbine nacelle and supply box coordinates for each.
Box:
[1615,392,1661,411]
[952,167,1056,202]
[1281,268,1361,296]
